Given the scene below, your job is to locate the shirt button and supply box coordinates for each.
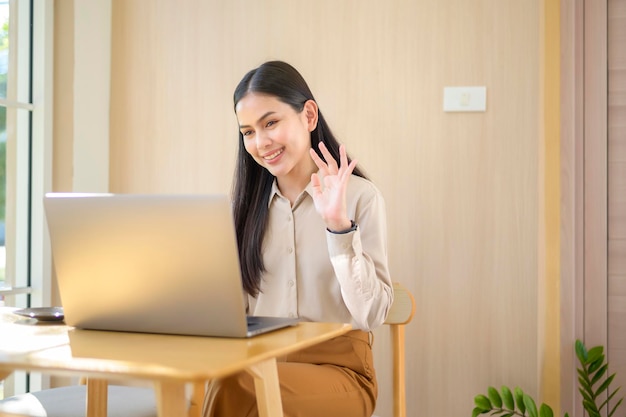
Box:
[288,280,295,287]
[288,216,292,222]
[288,247,293,254]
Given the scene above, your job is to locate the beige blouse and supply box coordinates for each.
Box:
[247,175,394,331]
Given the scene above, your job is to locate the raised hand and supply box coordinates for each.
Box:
[309,142,357,232]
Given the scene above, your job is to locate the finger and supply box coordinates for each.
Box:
[309,148,329,174]
[310,172,322,193]
[318,142,339,173]
[338,144,349,172]
[341,159,358,182]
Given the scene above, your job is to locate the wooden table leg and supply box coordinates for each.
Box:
[86,378,108,417]
[245,358,284,417]
[188,381,206,417]
[154,381,188,417]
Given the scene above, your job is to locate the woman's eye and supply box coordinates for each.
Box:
[266,120,276,128]
[242,130,253,137]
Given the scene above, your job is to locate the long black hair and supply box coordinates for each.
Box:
[232,61,367,296]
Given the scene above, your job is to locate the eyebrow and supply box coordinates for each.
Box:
[239,111,276,130]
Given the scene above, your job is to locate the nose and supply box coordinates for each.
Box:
[255,130,272,149]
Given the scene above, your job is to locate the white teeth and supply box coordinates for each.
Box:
[264,149,283,160]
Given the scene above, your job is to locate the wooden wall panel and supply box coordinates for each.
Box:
[559,0,585,415]
[540,0,562,408]
[109,2,541,416]
[609,0,626,408]
[561,1,626,416]
[583,0,609,352]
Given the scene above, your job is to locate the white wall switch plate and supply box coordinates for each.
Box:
[443,86,487,112]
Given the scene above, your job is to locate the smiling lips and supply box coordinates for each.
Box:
[263,148,284,162]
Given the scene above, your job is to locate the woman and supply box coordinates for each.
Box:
[203,61,393,417]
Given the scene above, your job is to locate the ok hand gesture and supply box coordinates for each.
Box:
[309,142,357,232]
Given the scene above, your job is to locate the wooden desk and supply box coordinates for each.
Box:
[0,307,351,417]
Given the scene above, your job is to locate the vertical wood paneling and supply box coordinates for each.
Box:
[109,2,541,416]
[561,1,626,416]
[560,0,585,414]
[52,1,74,194]
[608,0,626,409]
[49,0,75,390]
[583,0,609,352]
[540,0,561,409]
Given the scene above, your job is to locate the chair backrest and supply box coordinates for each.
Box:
[379,282,416,417]
[385,282,416,326]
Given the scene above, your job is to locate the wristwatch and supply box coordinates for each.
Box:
[327,220,358,234]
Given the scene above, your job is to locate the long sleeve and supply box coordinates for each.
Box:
[248,176,393,332]
[326,177,393,330]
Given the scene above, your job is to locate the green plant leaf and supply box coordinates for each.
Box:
[472,406,484,417]
[564,413,569,417]
[598,386,620,411]
[500,413,514,417]
[587,346,604,364]
[595,373,616,397]
[523,394,538,417]
[579,387,594,404]
[501,386,515,410]
[539,403,554,417]
[575,339,588,363]
[488,387,502,408]
[579,376,594,397]
[514,387,526,414]
[608,397,623,417]
[578,368,591,385]
[590,364,608,386]
[588,356,605,374]
[475,394,492,412]
[583,398,599,413]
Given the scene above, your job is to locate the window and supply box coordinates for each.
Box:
[0,1,7,298]
[0,0,53,398]
[0,0,30,309]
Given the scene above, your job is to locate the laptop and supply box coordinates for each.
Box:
[43,193,298,338]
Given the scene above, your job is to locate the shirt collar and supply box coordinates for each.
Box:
[268,180,281,208]
[267,179,316,208]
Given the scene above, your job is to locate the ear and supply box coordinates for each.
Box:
[302,100,319,132]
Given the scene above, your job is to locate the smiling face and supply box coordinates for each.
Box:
[236,93,319,186]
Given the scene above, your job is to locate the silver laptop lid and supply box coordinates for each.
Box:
[44,193,251,337]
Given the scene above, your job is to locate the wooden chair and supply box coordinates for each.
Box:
[373,282,416,417]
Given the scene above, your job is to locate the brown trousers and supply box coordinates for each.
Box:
[202,330,377,417]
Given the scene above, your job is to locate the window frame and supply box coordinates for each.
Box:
[0,0,53,396]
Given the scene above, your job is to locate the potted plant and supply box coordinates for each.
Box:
[472,340,623,417]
